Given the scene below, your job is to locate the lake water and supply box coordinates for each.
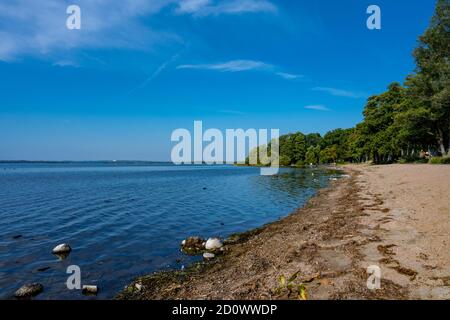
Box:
[0,162,340,299]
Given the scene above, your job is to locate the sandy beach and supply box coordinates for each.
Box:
[118,164,450,300]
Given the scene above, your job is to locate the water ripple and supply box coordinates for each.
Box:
[0,163,339,299]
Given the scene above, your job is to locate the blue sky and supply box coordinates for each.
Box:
[0,0,436,160]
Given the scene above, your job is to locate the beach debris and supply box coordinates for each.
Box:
[205,238,223,251]
[134,283,143,291]
[203,252,215,259]
[329,177,338,181]
[181,236,224,255]
[14,283,44,298]
[52,243,72,254]
[298,284,308,300]
[301,272,321,283]
[181,236,206,255]
[82,285,98,295]
[274,273,309,300]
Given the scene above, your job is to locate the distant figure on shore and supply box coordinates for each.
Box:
[419,150,431,159]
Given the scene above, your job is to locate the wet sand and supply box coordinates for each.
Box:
[117,164,450,300]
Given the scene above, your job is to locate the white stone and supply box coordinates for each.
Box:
[205,238,223,250]
[52,243,71,254]
[203,252,215,259]
[82,285,98,294]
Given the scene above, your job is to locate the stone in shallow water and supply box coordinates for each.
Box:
[181,236,206,255]
[52,243,72,254]
[14,283,44,298]
[205,238,223,251]
[82,285,98,295]
[203,252,215,259]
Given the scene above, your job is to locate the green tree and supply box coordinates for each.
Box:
[355,83,407,163]
[305,133,322,148]
[410,0,450,155]
[305,145,320,165]
[320,128,353,163]
[320,146,338,164]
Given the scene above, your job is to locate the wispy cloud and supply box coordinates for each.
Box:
[219,109,247,115]
[177,59,300,80]
[312,87,367,99]
[276,72,303,80]
[52,60,79,68]
[304,105,330,111]
[0,0,276,62]
[0,0,179,62]
[175,0,277,16]
[177,60,271,72]
[128,53,181,95]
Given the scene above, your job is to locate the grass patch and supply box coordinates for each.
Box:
[429,157,450,164]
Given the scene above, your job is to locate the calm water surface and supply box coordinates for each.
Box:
[0,163,340,299]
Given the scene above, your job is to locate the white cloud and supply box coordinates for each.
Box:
[276,72,303,80]
[0,0,276,62]
[175,0,277,16]
[177,0,211,14]
[52,60,79,68]
[177,59,300,80]
[304,105,330,111]
[312,87,367,98]
[177,59,272,72]
[0,0,179,62]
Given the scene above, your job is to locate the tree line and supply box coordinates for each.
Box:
[248,0,449,166]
